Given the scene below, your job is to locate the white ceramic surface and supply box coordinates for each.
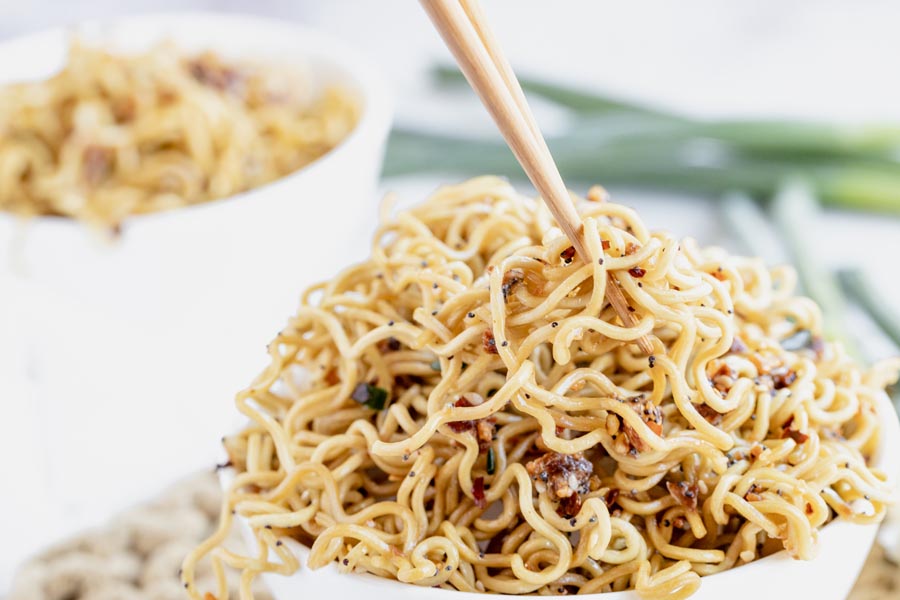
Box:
[0,11,391,585]
[231,394,900,600]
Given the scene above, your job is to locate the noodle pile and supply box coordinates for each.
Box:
[0,42,358,228]
[183,177,897,598]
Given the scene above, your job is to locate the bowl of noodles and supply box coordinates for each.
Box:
[0,11,391,572]
[184,178,900,599]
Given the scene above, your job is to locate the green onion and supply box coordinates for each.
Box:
[384,67,900,214]
[384,129,900,213]
[434,65,680,122]
[837,269,900,350]
[486,447,496,475]
[352,383,389,410]
[769,179,858,357]
[719,191,785,264]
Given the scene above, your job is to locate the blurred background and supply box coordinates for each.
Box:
[2,1,899,598]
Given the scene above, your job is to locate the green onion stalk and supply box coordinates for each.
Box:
[384,67,900,213]
[769,180,859,357]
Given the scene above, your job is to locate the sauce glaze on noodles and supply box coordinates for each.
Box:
[183,177,897,598]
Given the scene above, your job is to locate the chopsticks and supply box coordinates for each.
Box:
[420,0,654,355]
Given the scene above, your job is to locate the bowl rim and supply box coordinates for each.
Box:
[220,384,900,598]
[0,11,393,231]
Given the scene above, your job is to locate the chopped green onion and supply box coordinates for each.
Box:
[351,383,389,410]
[486,447,496,475]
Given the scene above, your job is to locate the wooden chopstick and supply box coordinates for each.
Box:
[420,0,654,355]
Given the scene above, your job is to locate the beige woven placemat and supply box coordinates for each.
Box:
[8,474,271,600]
[8,473,898,599]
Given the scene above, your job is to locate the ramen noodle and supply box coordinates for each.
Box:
[182,177,897,598]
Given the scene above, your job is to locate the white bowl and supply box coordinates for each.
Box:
[0,11,391,588]
[231,392,900,599]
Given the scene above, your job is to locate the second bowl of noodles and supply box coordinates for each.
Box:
[0,12,391,579]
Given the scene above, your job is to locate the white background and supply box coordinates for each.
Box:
[1,0,899,594]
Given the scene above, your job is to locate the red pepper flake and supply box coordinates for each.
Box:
[694,403,724,425]
[324,368,340,385]
[628,267,646,278]
[666,480,699,511]
[805,502,814,515]
[560,246,576,262]
[482,329,499,354]
[557,492,582,518]
[601,240,611,250]
[603,488,620,508]
[771,367,797,390]
[473,476,486,509]
[448,394,495,452]
[447,420,472,433]
[448,395,477,433]
[782,428,809,444]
